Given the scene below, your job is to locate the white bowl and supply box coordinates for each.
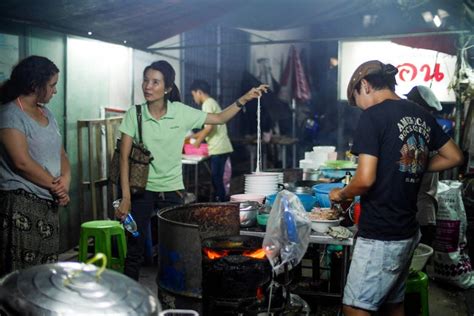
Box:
[311,218,342,233]
[230,194,265,203]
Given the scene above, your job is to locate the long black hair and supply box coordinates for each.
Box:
[143,60,181,102]
[0,55,59,105]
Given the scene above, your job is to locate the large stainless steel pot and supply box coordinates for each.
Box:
[157,203,240,312]
[0,260,161,315]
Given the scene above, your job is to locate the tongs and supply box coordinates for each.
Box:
[331,202,344,216]
[332,201,356,217]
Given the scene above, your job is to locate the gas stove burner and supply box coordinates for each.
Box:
[201,235,273,314]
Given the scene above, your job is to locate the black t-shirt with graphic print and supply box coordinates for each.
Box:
[352,99,450,241]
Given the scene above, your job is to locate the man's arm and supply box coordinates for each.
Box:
[427,139,463,172]
[329,154,378,202]
[191,125,214,148]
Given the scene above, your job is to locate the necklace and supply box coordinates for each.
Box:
[16,97,46,117]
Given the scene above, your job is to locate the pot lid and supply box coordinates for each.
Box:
[0,262,159,315]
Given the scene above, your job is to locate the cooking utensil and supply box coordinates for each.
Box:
[238,201,262,227]
[0,253,161,315]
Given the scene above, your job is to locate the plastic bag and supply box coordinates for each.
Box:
[262,190,312,275]
[429,180,474,289]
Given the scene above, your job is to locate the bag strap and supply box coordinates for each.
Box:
[136,105,143,145]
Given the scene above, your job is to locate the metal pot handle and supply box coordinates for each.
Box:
[64,253,107,285]
[159,310,199,316]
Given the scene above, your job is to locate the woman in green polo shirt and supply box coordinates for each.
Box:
[115,60,267,280]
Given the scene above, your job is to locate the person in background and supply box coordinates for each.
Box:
[405,85,443,247]
[188,79,234,202]
[115,60,268,280]
[329,60,463,316]
[0,56,71,276]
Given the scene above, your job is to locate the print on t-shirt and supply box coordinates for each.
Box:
[397,116,430,183]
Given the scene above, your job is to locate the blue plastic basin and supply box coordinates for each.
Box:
[312,182,345,207]
[265,193,317,212]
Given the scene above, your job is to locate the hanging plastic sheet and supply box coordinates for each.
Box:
[262,190,311,275]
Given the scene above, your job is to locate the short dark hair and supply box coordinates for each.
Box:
[190,80,211,95]
[0,55,59,104]
[354,64,398,97]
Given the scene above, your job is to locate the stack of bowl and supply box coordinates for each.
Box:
[244,172,281,195]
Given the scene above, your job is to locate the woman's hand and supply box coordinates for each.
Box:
[240,84,270,103]
[57,193,70,206]
[115,198,131,221]
[51,176,70,204]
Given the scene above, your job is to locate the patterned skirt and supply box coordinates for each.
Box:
[0,189,59,277]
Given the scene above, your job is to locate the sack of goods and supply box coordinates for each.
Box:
[429,180,474,289]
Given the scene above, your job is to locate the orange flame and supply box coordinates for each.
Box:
[203,248,229,260]
[242,248,266,259]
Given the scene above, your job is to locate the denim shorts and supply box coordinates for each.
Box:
[343,231,420,311]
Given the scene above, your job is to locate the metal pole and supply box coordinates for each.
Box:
[292,98,297,168]
[452,31,468,179]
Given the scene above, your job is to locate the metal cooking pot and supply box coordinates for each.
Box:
[0,256,161,315]
[238,201,263,227]
[302,168,321,181]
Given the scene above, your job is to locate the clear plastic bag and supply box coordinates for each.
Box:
[262,190,312,275]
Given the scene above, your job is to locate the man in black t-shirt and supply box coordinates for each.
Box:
[329,60,463,316]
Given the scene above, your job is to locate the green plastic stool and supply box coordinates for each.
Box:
[78,220,127,273]
[405,271,429,316]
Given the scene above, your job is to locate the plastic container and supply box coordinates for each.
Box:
[183,143,209,156]
[320,168,356,179]
[312,182,345,208]
[409,243,434,272]
[256,213,269,228]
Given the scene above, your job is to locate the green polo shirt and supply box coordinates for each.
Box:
[119,102,207,192]
[202,98,234,155]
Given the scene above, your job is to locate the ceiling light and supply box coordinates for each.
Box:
[421,11,433,22]
[87,31,92,36]
[437,9,449,18]
[362,14,377,28]
[433,15,442,28]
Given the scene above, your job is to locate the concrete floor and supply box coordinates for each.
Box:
[59,248,472,315]
[135,263,471,316]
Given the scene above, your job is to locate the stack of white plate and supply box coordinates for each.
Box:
[252,171,284,183]
[244,173,281,195]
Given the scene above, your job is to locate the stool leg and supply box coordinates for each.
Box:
[78,229,89,263]
[102,230,113,269]
[420,283,429,316]
[116,230,127,273]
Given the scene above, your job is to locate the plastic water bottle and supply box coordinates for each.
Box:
[113,199,139,237]
[123,214,139,237]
